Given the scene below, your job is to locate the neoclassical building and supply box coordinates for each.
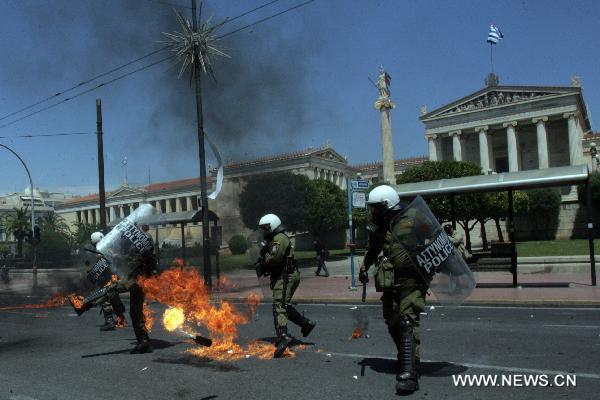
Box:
[419,75,595,240]
[53,145,430,246]
[420,76,591,173]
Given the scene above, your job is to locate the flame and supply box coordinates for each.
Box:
[163,307,185,332]
[143,303,154,332]
[350,326,363,339]
[0,293,68,311]
[116,315,127,328]
[137,267,286,360]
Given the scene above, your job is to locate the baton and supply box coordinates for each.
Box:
[361,281,367,303]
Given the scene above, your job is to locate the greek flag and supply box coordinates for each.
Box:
[487,25,503,44]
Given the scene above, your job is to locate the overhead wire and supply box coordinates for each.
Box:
[0,132,95,139]
[0,0,316,130]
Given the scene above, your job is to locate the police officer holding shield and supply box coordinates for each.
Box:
[256,214,316,358]
[359,185,426,395]
[87,232,127,331]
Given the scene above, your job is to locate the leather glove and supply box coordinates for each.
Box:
[359,269,369,284]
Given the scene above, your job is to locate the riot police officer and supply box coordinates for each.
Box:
[88,232,127,331]
[256,214,316,358]
[359,185,426,395]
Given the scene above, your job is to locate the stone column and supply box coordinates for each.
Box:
[118,205,124,219]
[186,196,193,211]
[565,112,583,165]
[380,108,395,183]
[476,126,491,173]
[450,130,463,161]
[427,135,438,161]
[165,198,172,213]
[503,121,519,172]
[533,117,549,168]
[176,198,182,212]
[95,209,100,224]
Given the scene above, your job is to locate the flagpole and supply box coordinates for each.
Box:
[490,43,494,74]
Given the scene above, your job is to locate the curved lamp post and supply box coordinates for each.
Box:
[0,143,36,270]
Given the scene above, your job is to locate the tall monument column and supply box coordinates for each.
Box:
[373,66,396,184]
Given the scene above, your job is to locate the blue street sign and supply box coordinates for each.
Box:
[351,179,369,189]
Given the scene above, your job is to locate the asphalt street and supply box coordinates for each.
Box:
[1,297,599,400]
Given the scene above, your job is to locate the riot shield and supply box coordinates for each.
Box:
[96,203,157,276]
[389,196,476,305]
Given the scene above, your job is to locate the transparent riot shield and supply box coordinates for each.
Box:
[95,203,157,276]
[389,196,476,305]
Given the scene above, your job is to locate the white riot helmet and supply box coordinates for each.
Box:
[258,214,282,232]
[90,231,104,245]
[367,185,401,210]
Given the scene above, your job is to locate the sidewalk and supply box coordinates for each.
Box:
[1,257,599,307]
[216,256,600,307]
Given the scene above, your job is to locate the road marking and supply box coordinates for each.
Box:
[321,351,600,380]
[543,324,600,329]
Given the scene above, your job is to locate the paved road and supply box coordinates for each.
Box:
[1,298,599,399]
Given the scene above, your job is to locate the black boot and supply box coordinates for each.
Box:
[131,334,153,354]
[100,306,116,331]
[287,306,316,338]
[394,317,419,395]
[274,326,293,358]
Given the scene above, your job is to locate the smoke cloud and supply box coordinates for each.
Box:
[3,1,319,167]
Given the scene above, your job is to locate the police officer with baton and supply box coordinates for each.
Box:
[255,213,316,358]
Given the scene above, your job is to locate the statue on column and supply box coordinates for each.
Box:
[374,66,395,111]
[376,66,391,98]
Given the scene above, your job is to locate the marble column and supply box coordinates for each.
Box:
[109,207,116,221]
[503,121,519,172]
[476,126,492,173]
[450,130,463,161]
[186,196,193,211]
[165,198,172,213]
[176,197,182,212]
[427,135,438,161]
[94,209,100,224]
[565,112,583,165]
[533,117,549,168]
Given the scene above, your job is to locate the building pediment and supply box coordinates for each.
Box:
[311,149,347,164]
[421,86,580,120]
[108,185,145,199]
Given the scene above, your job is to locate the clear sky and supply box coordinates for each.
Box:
[1,0,598,196]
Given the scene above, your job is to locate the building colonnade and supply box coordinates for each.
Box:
[427,112,585,172]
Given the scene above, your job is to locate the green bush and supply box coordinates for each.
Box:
[228,234,249,255]
[523,188,562,239]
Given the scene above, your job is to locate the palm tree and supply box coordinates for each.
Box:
[71,221,102,247]
[1,207,30,258]
[40,213,70,237]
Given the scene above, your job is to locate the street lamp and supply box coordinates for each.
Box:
[0,143,36,270]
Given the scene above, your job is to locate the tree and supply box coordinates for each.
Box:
[40,213,70,237]
[522,188,562,239]
[305,179,347,238]
[239,172,311,232]
[26,224,72,268]
[71,221,103,247]
[485,191,529,241]
[397,161,488,250]
[1,207,30,258]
